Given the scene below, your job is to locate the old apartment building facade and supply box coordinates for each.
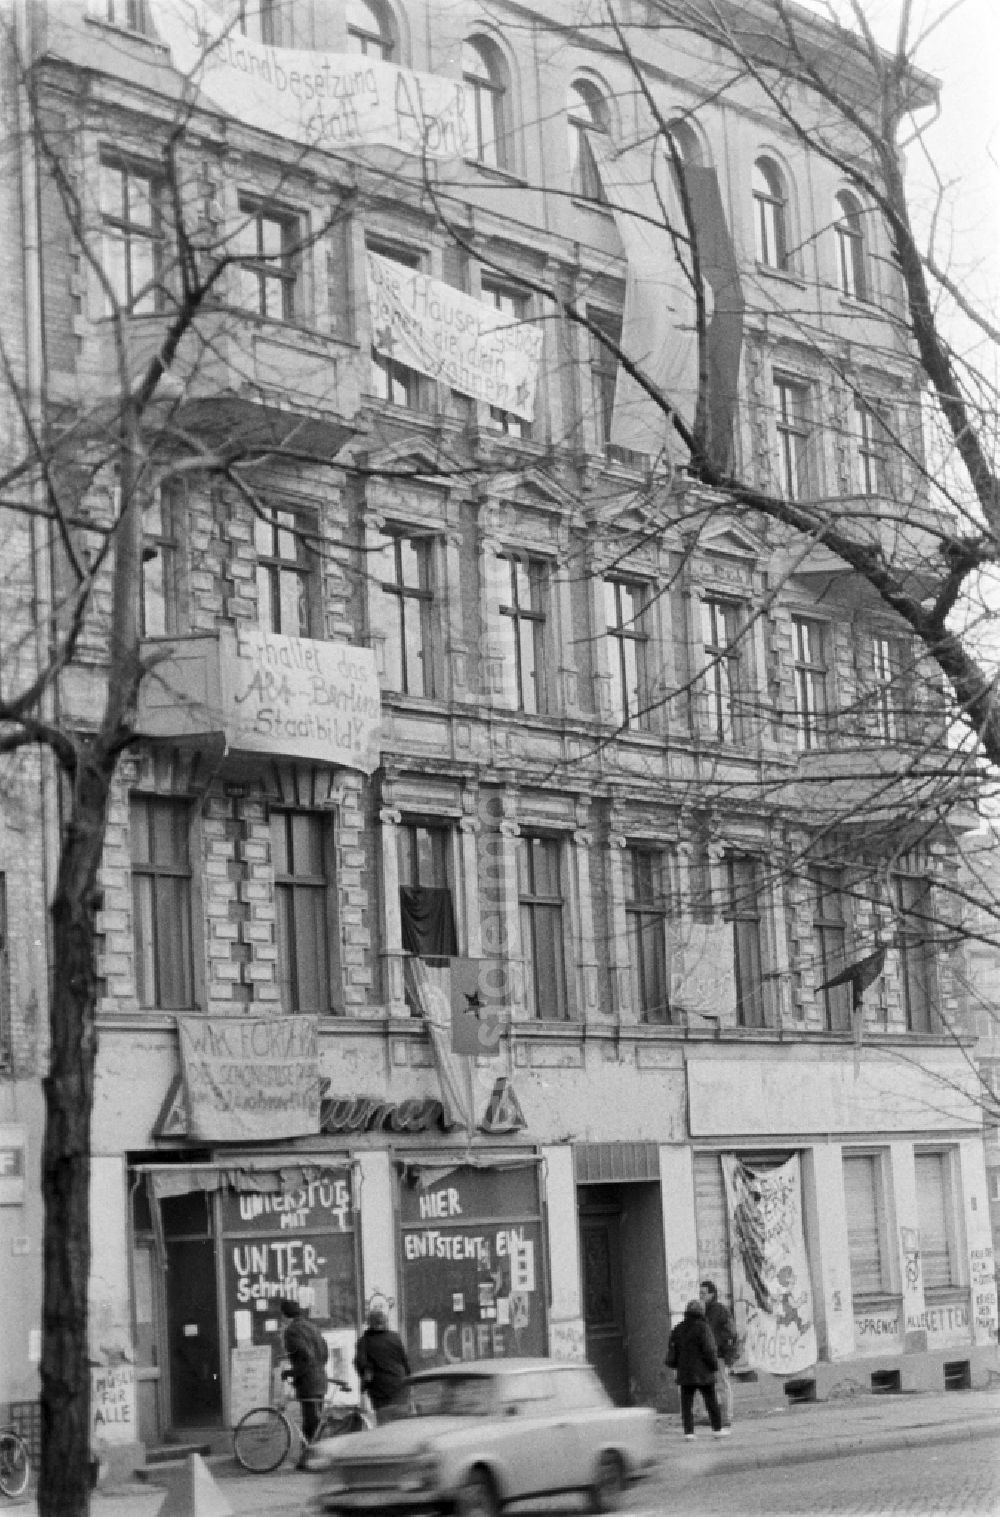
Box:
[0,0,995,1464]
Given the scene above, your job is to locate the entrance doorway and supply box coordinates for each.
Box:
[166,1237,222,1427]
[578,1182,667,1407]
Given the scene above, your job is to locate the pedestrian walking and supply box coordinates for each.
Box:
[666,1298,729,1440]
[279,1298,329,1456]
[354,1306,411,1422]
[700,1278,738,1427]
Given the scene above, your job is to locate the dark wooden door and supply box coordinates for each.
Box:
[165,1238,222,1426]
[580,1209,629,1406]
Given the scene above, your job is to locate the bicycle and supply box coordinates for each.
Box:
[233,1378,374,1474]
[0,1426,30,1499]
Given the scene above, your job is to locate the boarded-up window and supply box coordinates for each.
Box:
[843,1152,889,1298]
[914,1151,956,1289]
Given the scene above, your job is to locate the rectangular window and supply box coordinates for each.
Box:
[100,158,163,314]
[398,822,450,890]
[853,399,889,496]
[518,835,567,1019]
[254,508,317,637]
[811,866,851,1031]
[625,847,670,1023]
[497,552,547,713]
[368,244,424,407]
[604,579,649,730]
[843,1152,891,1298]
[140,484,182,638]
[773,378,811,500]
[703,598,743,743]
[482,283,530,438]
[236,0,282,45]
[131,795,193,1009]
[235,199,298,320]
[97,0,149,35]
[873,635,904,744]
[726,854,764,1027]
[914,1152,957,1289]
[397,822,457,962]
[793,617,828,751]
[374,531,434,696]
[895,874,937,1033]
[587,310,645,468]
[271,810,332,1013]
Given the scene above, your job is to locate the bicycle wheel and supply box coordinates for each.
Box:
[0,1430,30,1499]
[233,1407,292,1473]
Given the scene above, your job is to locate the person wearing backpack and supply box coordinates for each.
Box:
[279,1297,329,1449]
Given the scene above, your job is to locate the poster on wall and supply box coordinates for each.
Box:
[722,1154,817,1376]
[398,1164,546,1367]
[176,1013,321,1140]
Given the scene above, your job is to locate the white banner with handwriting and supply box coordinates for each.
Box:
[153,0,472,158]
[367,252,543,419]
[177,1014,321,1140]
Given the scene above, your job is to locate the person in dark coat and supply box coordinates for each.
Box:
[700,1279,738,1427]
[354,1307,411,1422]
[279,1298,328,1447]
[665,1298,729,1439]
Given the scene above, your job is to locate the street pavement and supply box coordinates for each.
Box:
[7,1386,999,1515]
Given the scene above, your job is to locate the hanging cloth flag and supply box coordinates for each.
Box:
[818,944,886,1074]
[399,885,459,958]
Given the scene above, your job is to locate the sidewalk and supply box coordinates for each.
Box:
[8,1387,999,1515]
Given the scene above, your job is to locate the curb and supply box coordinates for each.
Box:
[672,1415,999,1475]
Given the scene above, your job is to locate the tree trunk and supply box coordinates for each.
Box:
[38,752,115,1517]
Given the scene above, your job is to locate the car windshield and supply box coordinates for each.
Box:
[408,1374,497,1418]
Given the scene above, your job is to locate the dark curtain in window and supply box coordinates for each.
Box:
[399,886,458,957]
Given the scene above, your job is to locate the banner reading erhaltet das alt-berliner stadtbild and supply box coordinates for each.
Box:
[152,0,473,158]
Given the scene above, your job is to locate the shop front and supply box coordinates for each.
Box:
[131,1158,362,1442]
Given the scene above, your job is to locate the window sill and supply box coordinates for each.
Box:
[754,262,807,291]
[85,16,169,52]
[570,195,616,219]
[462,161,527,189]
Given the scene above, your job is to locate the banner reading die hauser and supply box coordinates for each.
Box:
[177,1014,321,1141]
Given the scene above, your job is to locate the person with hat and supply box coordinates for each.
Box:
[354,1306,411,1423]
[279,1297,329,1451]
[665,1298,729,1440]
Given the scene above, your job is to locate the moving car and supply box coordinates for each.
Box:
[304,1357,656,1516]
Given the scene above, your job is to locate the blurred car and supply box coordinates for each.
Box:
[304,1357,656,1516]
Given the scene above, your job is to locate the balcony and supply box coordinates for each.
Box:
[53,308,364,463]
[135,628,382,774]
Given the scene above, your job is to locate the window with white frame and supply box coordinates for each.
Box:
[100,157,164,314]
[753,158,789,270]
[254,507,318,637]
[271,809,334,1013]
[604,579,649,730]
[792,616,828,750]
[397,820,458,964]
[517,834,568,1019]
[236,0,283,45]
[811,865,851,1031]
[131,795,194,1010]
[894,873,938,1033]
[773,377,811,499]
[235,198,299,320]
[496,552,547,713]
[95,0,149,33]
[702,598,743,743]
[853,398,889,496]
[835,190,867,299]
[914,1151,957,1289]
[482,282,530,437]
[567,80,608,202]
[346,0,393,57]
[373,529,435,696]
[625,846,670,1023]
[842,1151,892,1298]
[725,853,765,1027]
[140,483,183,638]
[872,634,905,743]
[463,37,508,170]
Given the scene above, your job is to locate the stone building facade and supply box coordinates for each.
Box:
[0,0,995,1468]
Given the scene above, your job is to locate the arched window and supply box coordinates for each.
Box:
[752,157,788,270]
[567,80,608,201]
[463,37,507,169]
[835,190,866,298]
[346,0,393,59]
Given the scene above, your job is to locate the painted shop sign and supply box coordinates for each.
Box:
[177,1013,321,1140]
[321,1093,453,1134]
[905,1300,971,1348]
[399,1165,546,1367]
